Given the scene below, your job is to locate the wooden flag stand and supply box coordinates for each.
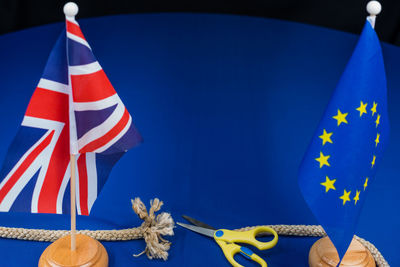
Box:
[39,154,108,266]
[309,236,375,267]
[38,234,108,267]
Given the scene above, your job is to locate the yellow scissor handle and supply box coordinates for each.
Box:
[214,227,278,250]
[215,239,267,267]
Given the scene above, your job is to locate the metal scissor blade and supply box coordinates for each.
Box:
[182,215,217,230]
[177,222,216,238]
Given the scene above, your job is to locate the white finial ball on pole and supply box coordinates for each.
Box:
[63,2,79,17]
[367,1,382,16]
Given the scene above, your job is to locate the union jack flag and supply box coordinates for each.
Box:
[0,17,142,215]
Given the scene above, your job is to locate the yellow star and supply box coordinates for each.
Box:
[319,129,333,146]
[363,177,369,191]
[375,133,380,147]
[371,155,376,168]
[375,114,381,128]
[333,109,348,126]
[353,190,360,205]
[315,152,330,168]
[356,101,368,117]
[320,176,336,192]
[371,102,377,116]
[339,189,351,205]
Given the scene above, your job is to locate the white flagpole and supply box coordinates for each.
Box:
[70,154,77,251]
[366,1,382,29]
[63,2,79,252]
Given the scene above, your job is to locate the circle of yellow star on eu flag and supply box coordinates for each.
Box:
[315,100,381,206]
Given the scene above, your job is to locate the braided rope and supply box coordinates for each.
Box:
[0,198,175,261]
[0,204,389,266]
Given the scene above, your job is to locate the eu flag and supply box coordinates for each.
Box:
[298,20,389,259]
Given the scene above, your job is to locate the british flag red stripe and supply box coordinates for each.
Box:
[66,20,85,40]
[77,154,89,216]
[71,70,116,102]
[0,17,142,215]
[0,131,55,207]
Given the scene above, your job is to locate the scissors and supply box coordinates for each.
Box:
[177,215,278,267]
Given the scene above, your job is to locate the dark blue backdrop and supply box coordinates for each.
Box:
[0,13,398,266]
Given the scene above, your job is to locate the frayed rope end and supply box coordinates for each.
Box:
[131,198,174,261]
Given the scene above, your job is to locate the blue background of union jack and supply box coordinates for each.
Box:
[0,14,399,266]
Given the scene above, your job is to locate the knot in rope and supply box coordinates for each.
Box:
[131,198,174,261]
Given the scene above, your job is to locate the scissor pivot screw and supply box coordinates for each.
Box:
[215,230,224,237]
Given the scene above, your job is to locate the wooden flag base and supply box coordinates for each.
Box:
[39,234,108,267]
[309,236,375,267]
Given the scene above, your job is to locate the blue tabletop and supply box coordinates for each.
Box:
[0,13,399,266]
